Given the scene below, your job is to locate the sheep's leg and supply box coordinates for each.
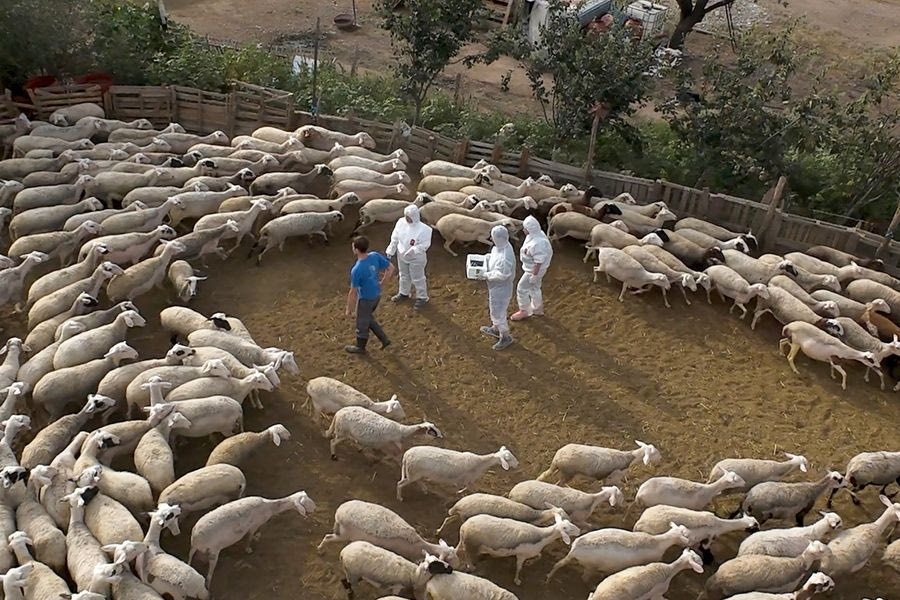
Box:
[875,368,885,390]
[786,343,801,374]
[443,239,458,257]
[513,552,529,586]
[396,477,411,501]
[778,337,790,355]
[545,553,572,582]
[750,308,769,329]
[204,550,220,588]
[329,436,341,460]
[795,503,813,527]
[660,287,671,308]
[833,362,847,390]
[317,522,344,552]
[705,287,712,304]
[618,282,628,302]
[679,285,691,306]
[736,303,748,319]
[436,514,457,536]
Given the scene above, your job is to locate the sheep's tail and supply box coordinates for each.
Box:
[536,464,557,482]
[325,416,336,439]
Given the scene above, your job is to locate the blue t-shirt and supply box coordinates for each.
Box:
[350,252,390,300]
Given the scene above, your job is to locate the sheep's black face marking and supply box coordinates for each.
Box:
[212,317,231,331]
[784,264,798,277]
[84,297,99,307]
[607,205,623,216]
[654,229,670,243]
[82,487,100,505]
[426,427,440,438]
[427,560,453,575]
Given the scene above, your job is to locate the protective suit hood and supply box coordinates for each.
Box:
[491,225,509,248]
[404,204,421,224]
[523,215,542,235]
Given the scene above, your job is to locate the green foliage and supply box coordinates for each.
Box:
[477,0,659,142]
[0,0,91,87]
[376,0,485,123]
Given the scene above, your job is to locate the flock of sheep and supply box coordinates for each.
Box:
[0,100,896,600]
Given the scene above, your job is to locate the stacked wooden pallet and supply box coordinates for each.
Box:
[485,0,515,25]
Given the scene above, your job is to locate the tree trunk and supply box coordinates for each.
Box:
[669,9,706,48]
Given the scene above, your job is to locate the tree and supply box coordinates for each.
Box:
[376,0,485,125]
[670,0,736,48]
[476,1,659,144]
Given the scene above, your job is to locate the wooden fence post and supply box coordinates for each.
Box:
[584,109,601,186]
[427,135,437,160]
[388,119,402,150]
[651,179,663,203]
[169,86,178,124]
[491,140,503,165]
[757,175,787,249]
[876,196,900,258]
[227,89,237,136]
[517,146,530,178]
[454,138,470,164]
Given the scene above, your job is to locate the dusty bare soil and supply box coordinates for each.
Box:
[3,209,899,599]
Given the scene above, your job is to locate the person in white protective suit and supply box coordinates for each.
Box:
[478,225,517,350]
[386,204,433,310]
[511,215,553,321]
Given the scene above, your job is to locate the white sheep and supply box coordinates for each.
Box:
[167,185,248,227]
[0,338,29,391]
[704,541,830,600]
[339,541,450,598]
[15,323,84,395]
[708,452,809,493]
[508,480,623,529]
[6,530,70,599]
[24,292,99,354]
[9,220,101,266]
[436,493,566,537]
[49,103,105,126]
[832,450,900,507]
[397,446,518,501]
[124,360,231,415]
[249,165,333,196]
[779,321,878,390]
[351,198,412,232]
[330,155,405,173]
[106,241,186,302]
[0,384,25,432]
[53,309,146,369]
[537,440,660,485]
[546,522,691,583]
[9,197,104,240]
[73,432,154,516]
[134,411,192,496]
[847,278,900,319]
[424,571,518,600]
[156,220,241,265]
[154,396,243,439]
[636,471,745,511]
[205,424,289,468]
[334,166,410,187]
[33,343,138,419]
[676,227,751,253]
[768,275,839,317]
[326,406,442,459]
[98,197,183,236]
[253,210,343,262]
[724,249,797,284]
[305,376,404,421]
[593,247,672,307]
[27,242,109,308]
[189,490,315,586]
[633,505,759,562]
[193,198,273,252]
[705,264,770,318]
[28,261,123,330]
[136,503,209,600]
[457,511,580,584]
[158,464,246,518]
[12,174,92,211]
[738,511,842,557]
[4,467,66,573]
[295,125,376,150]
[0,562,33,599]
[79,224,177,265]
[757,254,841,292]
[122,182,208,208]
[751,285,836,330]
[185,329,299,374]
[434,213,519,256]
[165,372,272,407]
[830,317,900,389]
[622,245,699,305]
[63,486,111,594]
[587,548,703,600]
[0,251,49,311]
[167,260,206,302]
[55,300,136,343]
[82,470,144,547]
[741,471,846,526]
[819,494,899,577]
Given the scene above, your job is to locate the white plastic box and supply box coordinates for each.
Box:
[624,1,669,40]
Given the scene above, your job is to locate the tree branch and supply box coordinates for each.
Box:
[704,0,737,14]
[675,0,695,17]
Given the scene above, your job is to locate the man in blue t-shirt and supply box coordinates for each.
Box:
[345,235,395,354]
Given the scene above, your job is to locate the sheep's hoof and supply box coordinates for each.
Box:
[330,454,338,461]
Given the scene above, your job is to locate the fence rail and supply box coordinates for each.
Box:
[18,82,900,275]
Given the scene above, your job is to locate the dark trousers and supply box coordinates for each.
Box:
[356,296,387,342]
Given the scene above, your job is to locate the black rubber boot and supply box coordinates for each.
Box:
[345,337,368,354]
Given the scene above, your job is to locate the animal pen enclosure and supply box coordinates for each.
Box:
[11,80,900,274]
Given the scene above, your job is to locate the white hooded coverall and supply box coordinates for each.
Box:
[485,226,517,334]
[517,215,553,313]
[386,204,432,300]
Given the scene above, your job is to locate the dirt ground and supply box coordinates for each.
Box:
[3,209,899,599]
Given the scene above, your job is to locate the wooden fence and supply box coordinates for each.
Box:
[15,81,900,274]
